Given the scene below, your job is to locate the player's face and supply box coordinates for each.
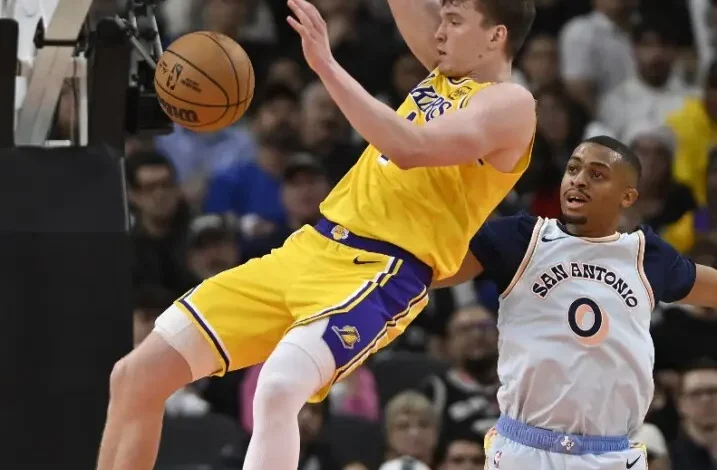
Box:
[560,143,638,231]
[435,1,502,77]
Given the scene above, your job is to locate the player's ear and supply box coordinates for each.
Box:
[488,24,508,51]
[621,187,639,209]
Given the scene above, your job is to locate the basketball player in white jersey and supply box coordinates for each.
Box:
[436,135,717,469]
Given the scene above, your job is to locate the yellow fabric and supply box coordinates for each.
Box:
[320,70,533,281]
[174,227,428,402]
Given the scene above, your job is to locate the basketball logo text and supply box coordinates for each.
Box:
[409,84,452,121]
[157,96,199,124]
[166,63,183,90]
[531,262,639,307]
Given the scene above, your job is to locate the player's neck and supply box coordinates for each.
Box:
[564,222,619,239]
[467,60,513,84]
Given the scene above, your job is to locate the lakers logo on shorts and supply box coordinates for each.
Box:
[330,225,349,241]
[332,325,360,349]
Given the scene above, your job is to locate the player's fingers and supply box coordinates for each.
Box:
[297,0,326,29]
[289,0,323,32]
[287,0,316,32]
[286,15,308,36]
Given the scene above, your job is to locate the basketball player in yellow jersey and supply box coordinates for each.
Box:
[97,1,536,469]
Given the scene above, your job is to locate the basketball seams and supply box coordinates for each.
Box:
[157,32,254,131]
[155,78,251,107]
[195,32,243,125]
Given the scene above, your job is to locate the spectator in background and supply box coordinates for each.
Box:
[623,123,696,252]
[515,33,561,92]
[382,50,427,109]
[422,305,500,448]
[646,375,681,443]
[652,236,717,391]
[667,61,717,212]
[559,0,639,116]
[290,0,395,96]
[694,148,717,233]
[670,358,717,470]
[598,19,691,140]
[530,0,591,37]
[127,151,195,296]
[242,153,330,259]
[383,391,439,468]
[266,56,306,93]
[435,436,485,470]
[300,82,361,183]
[154,123,257,213]
[523,86,587,218]
[632,423,672,470]
[185,213,241,282]
[132,285,176,349]
[203,84,301,238]
[297,401,342,470]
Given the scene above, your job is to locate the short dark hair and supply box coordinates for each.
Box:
[631,18,677,46]
[441,0,535,56]
[582,135,642,183]
[125,150,175,189]
[681,357,717,375]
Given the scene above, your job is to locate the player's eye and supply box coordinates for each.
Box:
[592,171,604,180]
[567,165,578,174]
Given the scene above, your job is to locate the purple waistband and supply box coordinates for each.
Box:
[314,217,433,286]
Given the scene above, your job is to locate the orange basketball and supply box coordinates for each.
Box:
[154,32,255,132]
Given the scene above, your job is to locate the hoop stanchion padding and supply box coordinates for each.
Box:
[0,146,132,468]
[0,19,18,148]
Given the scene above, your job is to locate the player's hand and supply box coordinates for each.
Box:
[287,0,335,75]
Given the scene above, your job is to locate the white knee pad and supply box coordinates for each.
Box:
[153,304,222,381]
[279,318,336,386]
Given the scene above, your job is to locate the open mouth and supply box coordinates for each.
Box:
[565,193,589,209]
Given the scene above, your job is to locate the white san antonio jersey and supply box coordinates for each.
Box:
[469,215,696,436]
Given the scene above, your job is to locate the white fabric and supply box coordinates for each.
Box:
[498,218,654,436]
[243,336,334,470]
[485,434,647,470]
[154,304,221,381]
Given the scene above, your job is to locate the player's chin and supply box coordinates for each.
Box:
[561,202,590,224]
[437,60,459,78]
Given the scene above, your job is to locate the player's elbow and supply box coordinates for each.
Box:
[384,145,421,169]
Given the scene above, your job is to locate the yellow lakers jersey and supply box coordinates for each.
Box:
[320,70,534,281]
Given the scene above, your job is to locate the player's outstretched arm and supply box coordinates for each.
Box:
[388,0,441,70]
[678,264,717,308]
[288,0,535,170]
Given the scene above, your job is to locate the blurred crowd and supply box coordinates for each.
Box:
[69,0,717,469]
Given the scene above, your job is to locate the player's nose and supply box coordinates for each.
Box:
[435,24,446,43]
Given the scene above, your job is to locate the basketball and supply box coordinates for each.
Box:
[154,31,255,132]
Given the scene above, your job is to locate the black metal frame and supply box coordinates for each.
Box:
[0,19,18,148]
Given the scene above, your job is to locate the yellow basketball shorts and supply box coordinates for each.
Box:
[173,218,432,401]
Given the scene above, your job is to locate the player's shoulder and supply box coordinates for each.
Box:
[633,224,677,255]
[469,82,535,108]
[475,212,540,239]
